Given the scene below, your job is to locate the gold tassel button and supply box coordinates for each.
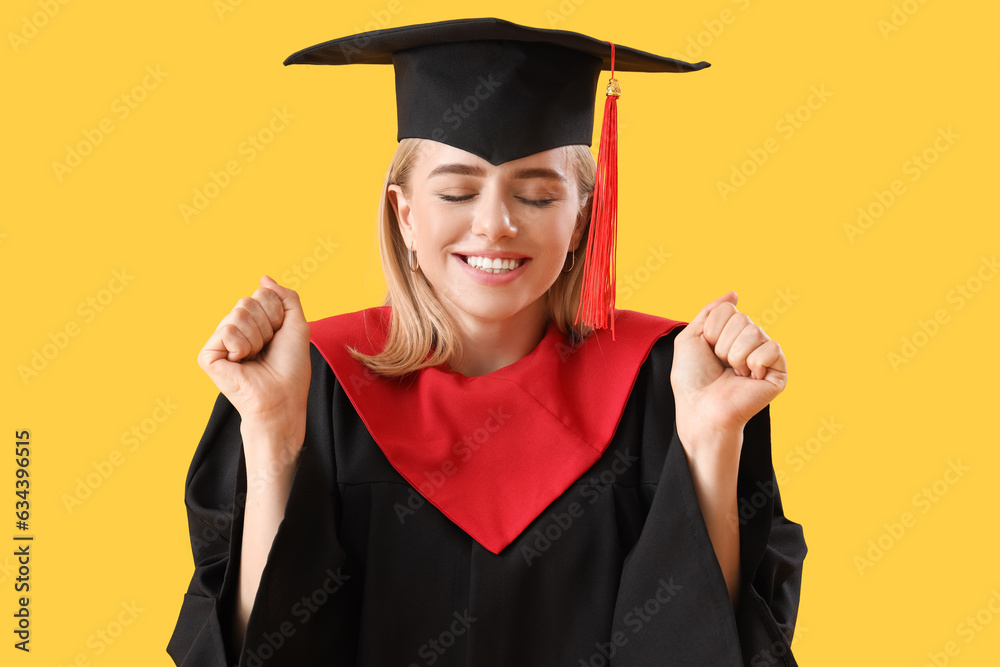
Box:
[605,77,621,97]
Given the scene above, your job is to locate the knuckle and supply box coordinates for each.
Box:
[230,308,253,326]
[252,287,275,302]
[218,321,239,337]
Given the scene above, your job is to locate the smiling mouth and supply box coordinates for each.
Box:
[459,255,526,274]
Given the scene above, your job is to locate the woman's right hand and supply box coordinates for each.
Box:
[197,275,312,463]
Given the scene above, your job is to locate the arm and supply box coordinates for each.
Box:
[193,277,311,651]
[609,331,805,665]
[231,424,302,651]
[670,291,789,607]
[678,426,743,606]
[168,346,357,667]
[169,276,312,665]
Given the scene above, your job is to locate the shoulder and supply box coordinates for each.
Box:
[607,309,688,377]
[307,305,391,358]
[607,309,688,354]
[301,306,392,396]
[612,309,687,333]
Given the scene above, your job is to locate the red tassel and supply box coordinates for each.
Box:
[575,41,620,339]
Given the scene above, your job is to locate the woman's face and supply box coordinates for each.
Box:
[388,141,588,330]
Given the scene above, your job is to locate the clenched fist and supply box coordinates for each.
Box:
[671,291,788,449]
[197,275,312,461]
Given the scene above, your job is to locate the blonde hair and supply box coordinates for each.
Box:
[349,138,596,377]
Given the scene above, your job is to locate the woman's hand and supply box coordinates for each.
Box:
[197,275,312,462]
[670,291,788,449]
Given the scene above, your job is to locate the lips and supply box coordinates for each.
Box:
[463,255,524,273]
[453,253,531,285]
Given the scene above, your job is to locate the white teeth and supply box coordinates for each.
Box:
[464,255,523,273]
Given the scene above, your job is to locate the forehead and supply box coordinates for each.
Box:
[414,140,571,178]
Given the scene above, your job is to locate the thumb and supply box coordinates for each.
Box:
[682,291,738,338]
[260,274,308,328]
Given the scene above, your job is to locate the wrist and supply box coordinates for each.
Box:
[240,420,305,466]
[675,422,743,469]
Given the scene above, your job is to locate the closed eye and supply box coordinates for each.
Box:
[437,194,556,207]
[517,197,554,208]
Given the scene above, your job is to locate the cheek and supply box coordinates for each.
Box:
[540,210,578,249]
[411,199,459,245]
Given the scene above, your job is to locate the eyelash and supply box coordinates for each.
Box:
[438,194,554,208]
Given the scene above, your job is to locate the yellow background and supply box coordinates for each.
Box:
[3,0,998,664]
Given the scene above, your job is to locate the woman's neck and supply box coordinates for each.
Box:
[447,299,550,377]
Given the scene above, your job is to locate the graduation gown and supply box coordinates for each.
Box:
[167,306,806,666]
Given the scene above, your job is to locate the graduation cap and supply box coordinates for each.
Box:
[284,17,709,336]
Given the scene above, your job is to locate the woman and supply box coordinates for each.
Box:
[168,18,806,666]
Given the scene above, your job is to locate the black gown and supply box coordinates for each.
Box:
[166,307,807,666]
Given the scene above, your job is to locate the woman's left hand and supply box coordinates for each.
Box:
[670,291,788,445]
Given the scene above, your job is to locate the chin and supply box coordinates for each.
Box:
[450,294,545,326]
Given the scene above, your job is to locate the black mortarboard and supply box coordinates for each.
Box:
[283,17,710,334]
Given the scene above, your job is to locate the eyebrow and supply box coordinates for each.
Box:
[428,163,566,182]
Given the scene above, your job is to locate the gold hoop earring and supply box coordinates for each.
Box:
[563,250,575,273]
[408,242,420,272]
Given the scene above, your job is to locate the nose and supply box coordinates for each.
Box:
[471,183,517,242]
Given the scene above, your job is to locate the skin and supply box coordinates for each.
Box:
[198,141,788,653]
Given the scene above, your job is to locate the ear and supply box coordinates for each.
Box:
[568,194,592,252]
[388,183,415,246]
